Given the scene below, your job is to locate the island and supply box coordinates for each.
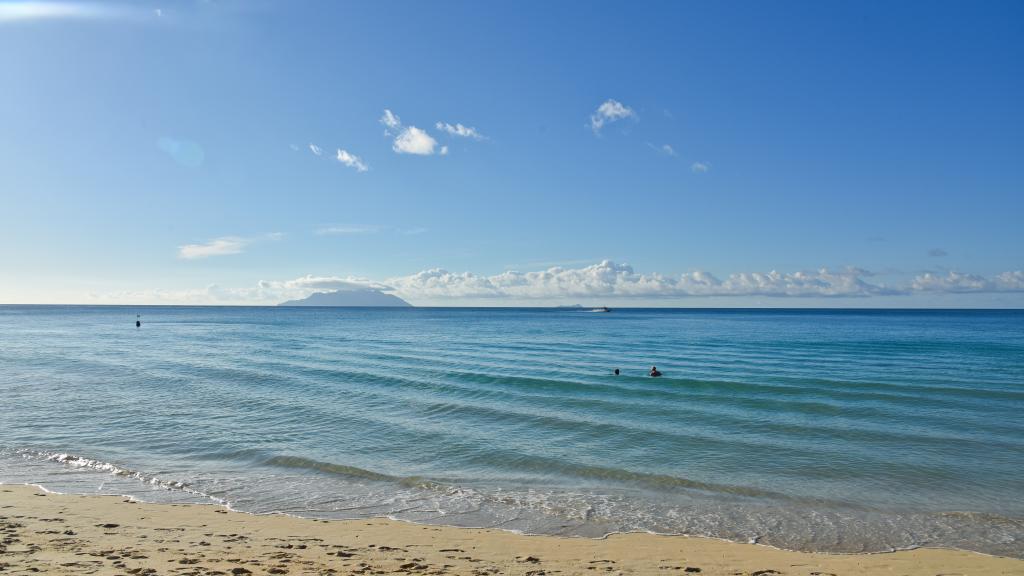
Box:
[278,289,411,307]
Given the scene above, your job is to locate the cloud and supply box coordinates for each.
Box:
[590,99,636,134]
[380,109,445,155]
[380,109,402,131]
[928,248,948,257]
[647,143,677,156]
[336,148,368,172]
[911,270,1024,293]
[315,224,427,236]
[436,122,485,140]
[996,271,1024,290]
[385,261,903,300]
[88,275,391,306]
[308,143,323,156]
[393,126,439,155]
[691,161,710,173]
[315,225,383,236]
[0,1,127,22]
[177,237,248,260]
[91,264,1024,305]
[259,274,390,294]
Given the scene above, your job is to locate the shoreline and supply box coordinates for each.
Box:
[13,480,995,558]
[2,485,1021,575]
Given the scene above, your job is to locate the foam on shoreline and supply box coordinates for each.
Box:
[1,483,1020,576]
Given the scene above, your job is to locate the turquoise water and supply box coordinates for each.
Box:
[1,306,1022,556]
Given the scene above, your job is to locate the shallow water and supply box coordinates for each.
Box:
[1,306,1022,556]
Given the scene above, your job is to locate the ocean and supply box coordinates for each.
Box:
[1,306,1022,557]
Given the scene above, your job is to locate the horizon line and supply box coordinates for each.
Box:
[1,303,1022,311]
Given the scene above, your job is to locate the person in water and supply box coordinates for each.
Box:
[613,368,620,375]
[649,366,662,377]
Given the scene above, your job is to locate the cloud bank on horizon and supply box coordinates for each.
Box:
[89,261,1024,306]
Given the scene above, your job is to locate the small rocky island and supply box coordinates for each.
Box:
[279,289,411,307]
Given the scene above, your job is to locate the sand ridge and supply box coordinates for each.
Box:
[1,485,1021,575]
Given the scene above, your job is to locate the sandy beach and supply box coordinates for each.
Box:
[0,485,1020,576]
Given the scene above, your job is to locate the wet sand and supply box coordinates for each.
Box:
[1,485,1021,575]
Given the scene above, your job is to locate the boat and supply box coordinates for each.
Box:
[590,306,611,312]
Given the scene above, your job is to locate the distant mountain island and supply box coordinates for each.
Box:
[279,289,411,307]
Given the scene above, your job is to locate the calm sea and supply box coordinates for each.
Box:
[1,306,1022,556]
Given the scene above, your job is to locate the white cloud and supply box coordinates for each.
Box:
[88,275,390,306]
[996,271,1024,290]
[590,99,636,134]
[308,143,323,156]
[691,161,710,173]
[912,270,1024,293]
[393,126,439,155]
[380,109,401,132]
[177,237,248,260]
[0,2,125,22]
[336,148,369,172]
[380,109,446,156]
[436,121,485,140]
[259,274,389,294]
[385,261,902,300]
[316,224,427,236]
[647,143,677,156]
[315,225,382,236]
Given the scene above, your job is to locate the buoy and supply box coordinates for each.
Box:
[136,314,141,328]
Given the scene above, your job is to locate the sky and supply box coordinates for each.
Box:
[1,0,1022,307]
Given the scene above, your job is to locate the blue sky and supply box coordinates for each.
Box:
[1,0,1021,306]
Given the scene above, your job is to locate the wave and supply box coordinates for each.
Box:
[263,455,397,482]
[260,452,789,501]
[8,449,222,503]
[5,447,1023,558]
